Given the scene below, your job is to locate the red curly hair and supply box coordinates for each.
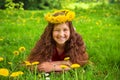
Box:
[27,21,88,66]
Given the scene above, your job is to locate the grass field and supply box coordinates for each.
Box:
[0,3,120,80]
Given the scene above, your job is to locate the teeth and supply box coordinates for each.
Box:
[58,37,64,39]
[59,38,64,39]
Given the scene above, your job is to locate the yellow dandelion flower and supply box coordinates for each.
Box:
[24,61,31,66]
[31,12,35,16]
[10,71,24,77]
[22,19,26,23]
[45,10,75,24]
[64,57,70,61]
[105,13,110,17]
[0,57,4,61]
[0,38,3,41]
[71,64,80,69]
[60,65,69,69]
[8,62,12,65]
[19,46,26,52]
[109,24,111,26]
[13,51,19,55]
[96,22,99,25]
[67,11,75,21]
[0,68,9,77]
[32,61,39,65]
[36,17,40,23]
[38,73,42,78]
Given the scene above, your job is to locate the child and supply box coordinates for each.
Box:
[27,10,88,72]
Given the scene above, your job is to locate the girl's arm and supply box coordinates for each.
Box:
[37,61,72,72]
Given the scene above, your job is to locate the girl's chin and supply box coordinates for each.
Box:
[56,42,65,46]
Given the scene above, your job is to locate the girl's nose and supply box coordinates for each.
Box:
[59,30,64,36]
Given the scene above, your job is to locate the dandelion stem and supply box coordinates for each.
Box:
[81,72,83,80]
[34,65,37,80]
[62,69,65,80]
[81,69,85,80]
[75,69,78,80]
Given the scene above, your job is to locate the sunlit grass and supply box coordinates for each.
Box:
[0,3,120,80]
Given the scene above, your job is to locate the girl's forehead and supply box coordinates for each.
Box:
[54,23,69,28]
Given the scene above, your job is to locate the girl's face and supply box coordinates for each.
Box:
[52,23,70,46]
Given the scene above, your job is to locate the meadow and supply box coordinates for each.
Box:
[0,3,120,80]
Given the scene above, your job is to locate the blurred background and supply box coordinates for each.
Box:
[0,0,120,10]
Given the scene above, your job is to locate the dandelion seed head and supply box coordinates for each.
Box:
[46,77,50,80]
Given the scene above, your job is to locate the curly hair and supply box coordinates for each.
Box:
[27,21,88,66]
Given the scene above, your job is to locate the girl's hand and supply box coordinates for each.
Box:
[37,61,71,72]
[37,62,54,72]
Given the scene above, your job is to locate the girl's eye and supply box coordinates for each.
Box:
[64,29,68,31]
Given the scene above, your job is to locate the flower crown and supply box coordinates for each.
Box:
[44,10,75,24]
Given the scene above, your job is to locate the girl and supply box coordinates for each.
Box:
[27,10,88,72]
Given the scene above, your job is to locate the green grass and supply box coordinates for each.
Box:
[0,4,120,80]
